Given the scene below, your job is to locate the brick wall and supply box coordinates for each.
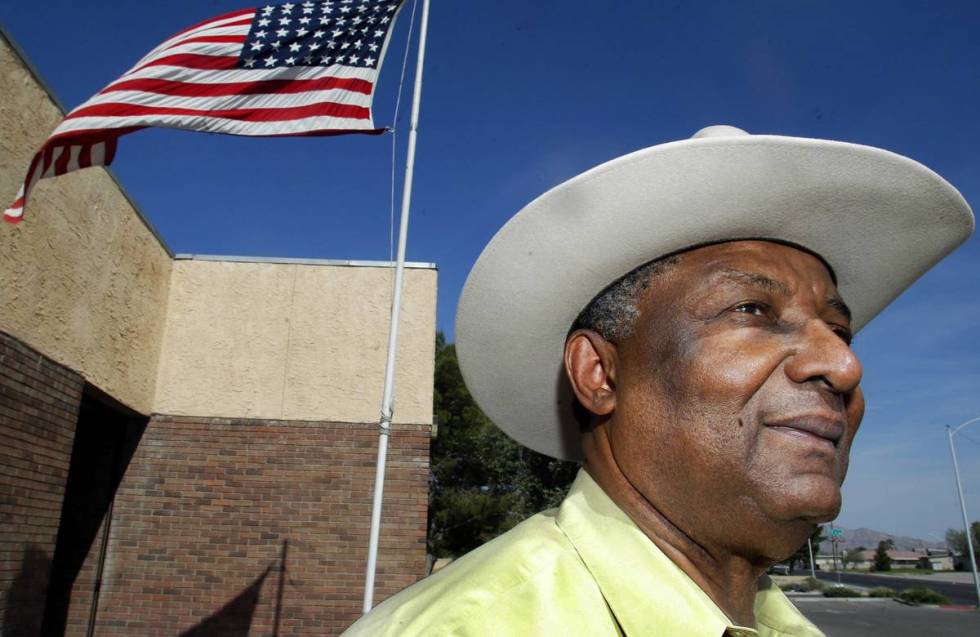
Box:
[89,415,430,636]
[0,331,83,635]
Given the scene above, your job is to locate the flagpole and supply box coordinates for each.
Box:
[363,0,431,614]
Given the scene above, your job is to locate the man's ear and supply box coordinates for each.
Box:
[564,329,618,418]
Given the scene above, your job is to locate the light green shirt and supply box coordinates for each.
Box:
[343,469,824,637]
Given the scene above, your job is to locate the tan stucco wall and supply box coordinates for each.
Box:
[0,34,172,414]
[154,259,437,425]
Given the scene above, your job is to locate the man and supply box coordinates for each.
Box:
[344,126,973,635]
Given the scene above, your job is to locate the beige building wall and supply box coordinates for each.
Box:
[0,33,172,414]
[0,32,437,425]
[153,257,437,425]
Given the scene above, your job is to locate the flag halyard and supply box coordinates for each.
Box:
[6,0,404,223]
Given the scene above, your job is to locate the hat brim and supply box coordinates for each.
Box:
[456,134,974,461]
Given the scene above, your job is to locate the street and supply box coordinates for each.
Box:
[813,571,977,606]
[796,599,980,637]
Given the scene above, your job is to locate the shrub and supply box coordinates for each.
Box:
[898,588,950,605]
[804,577,826,592]
[868,587,896,598]
[779,577,826,593]
[823,586,862,598]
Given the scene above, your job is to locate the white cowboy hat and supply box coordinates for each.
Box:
[455,125,974,461]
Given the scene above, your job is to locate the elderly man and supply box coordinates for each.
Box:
[343,126,973,635]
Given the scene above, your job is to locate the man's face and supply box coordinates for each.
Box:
[610,240,864,557]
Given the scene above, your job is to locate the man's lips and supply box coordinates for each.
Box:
[764,414,846,448]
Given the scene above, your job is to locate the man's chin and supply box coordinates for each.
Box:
[771,480,843,525]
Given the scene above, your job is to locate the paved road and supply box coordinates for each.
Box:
[796,599,980,637]
[813,571,977,606]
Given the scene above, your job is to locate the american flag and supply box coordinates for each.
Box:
[5,0,404,224]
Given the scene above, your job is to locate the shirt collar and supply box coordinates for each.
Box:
[555,469,824,637]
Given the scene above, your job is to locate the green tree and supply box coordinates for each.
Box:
[945,522,980,568]
[786,525,827,572]
[428,333,578,558]
[872,539,894,571]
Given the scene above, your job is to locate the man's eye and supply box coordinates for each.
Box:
[732,302,769,316]
[832,327,854,346]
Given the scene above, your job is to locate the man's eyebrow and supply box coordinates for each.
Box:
[827,297,853,322]
[716,268,853,322]
[716,269,792,297]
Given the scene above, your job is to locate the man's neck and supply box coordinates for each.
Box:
[582,426,766,628]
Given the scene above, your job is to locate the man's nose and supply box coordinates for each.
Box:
[784,319,863,394]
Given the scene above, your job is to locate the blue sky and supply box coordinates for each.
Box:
[2,0,979,541]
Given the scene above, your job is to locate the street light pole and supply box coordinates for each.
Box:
[947,417,980,609]
[808,538,816,579]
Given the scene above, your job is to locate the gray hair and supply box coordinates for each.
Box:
[570,255,680,343]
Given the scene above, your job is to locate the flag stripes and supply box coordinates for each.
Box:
[6,1,403,223]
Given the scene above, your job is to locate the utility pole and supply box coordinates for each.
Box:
[947,417,980,609]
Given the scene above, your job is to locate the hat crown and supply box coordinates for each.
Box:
[692,124,749,139]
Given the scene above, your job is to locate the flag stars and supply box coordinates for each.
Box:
[241,0,393,71]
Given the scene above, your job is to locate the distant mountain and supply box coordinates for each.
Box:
[818,527,946,554]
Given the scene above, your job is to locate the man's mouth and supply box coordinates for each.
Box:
[764,414,846,450]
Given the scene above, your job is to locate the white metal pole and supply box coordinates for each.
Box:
[947,423,980,608]
[362,0,432,614]
[808,538,816,579]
